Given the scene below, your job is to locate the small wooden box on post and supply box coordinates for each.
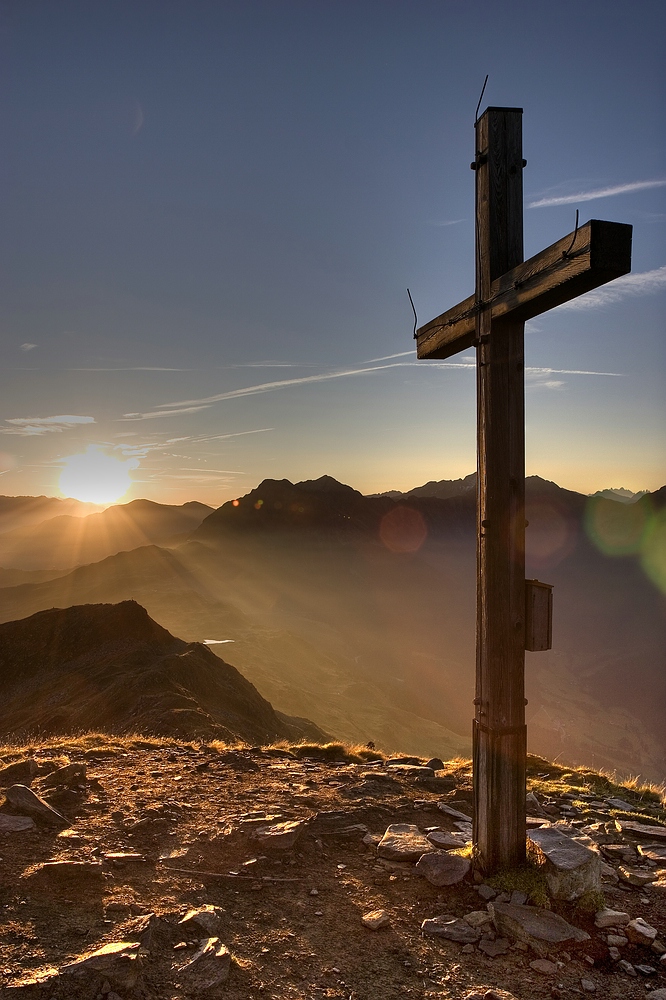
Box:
[415,105,632,875]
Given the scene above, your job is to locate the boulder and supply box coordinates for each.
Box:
[22,860,104,893]
[415,850,470,886]
[638,844,666,863]
[377,824,433,861]
[40,762,86,789]
[421,915,480,943]
[0,759,38,787]
[4,784,67,826]
[528,826,600,901]
[489,901,590,957]
[60,941,141,989]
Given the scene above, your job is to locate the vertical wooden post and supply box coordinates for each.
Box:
[473,107,527,872]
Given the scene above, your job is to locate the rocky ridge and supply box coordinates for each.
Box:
[0,738,664,999]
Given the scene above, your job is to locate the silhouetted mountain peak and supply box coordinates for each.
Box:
[296,475,362,497]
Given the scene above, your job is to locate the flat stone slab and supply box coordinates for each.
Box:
[251,819,308,850]
[426,830,469,849]
[638,844,666,862]
[618,866,657,886]
[594,907,630,928]
[606,798,638,811]
[61,941,141,989]
[0,814,36,832]
[4,784,66,826]
[377,824,433,861]
[22,860,104,891]
[490,901,590,957]
[438,801,472,821]
[478,937,510,957]
[528,826,600,901]
[416,850,470,886]
[421,915,480,943]
[618,820,666,839]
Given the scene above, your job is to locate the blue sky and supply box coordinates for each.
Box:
[1,0,664,503]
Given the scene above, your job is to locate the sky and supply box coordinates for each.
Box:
[1,0,664,505]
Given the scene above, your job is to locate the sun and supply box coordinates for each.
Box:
[58,446,139,504]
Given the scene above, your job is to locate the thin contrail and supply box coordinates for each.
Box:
[529,178,666,208]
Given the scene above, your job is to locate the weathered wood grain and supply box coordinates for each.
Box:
[416,219,632,360]
[473,107,527,872]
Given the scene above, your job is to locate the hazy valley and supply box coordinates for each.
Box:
[1,475,663,783]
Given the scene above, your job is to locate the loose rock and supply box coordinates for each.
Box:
[421,915,480,943]
[361,908,391,930]
[178,904,225,936]
[377,824,433,861]
[252,818,308,850]
[415,850,470,886]
[625,916,658,945]
[530,958,558,974]
[594,907,630,928]
[478,936,510,957]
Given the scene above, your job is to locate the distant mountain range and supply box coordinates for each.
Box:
[0,475,663,780]
[0,498,213,571]
[0,600,324,744]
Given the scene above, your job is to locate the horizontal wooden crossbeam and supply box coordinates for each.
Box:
[416,219,632,360]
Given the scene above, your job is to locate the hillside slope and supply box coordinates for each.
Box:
[0,601,324,745]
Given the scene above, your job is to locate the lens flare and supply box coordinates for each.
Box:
[59,446,139,504]
[379,506,427,553]
[584,495,651,556]
[640,507,666,594]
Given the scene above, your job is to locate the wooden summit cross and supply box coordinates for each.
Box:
[416,106,632,873]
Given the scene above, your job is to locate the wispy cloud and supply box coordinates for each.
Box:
[364,350,415,363]
[121,404,211,421]
[191,428,274,443]
[0,414,96,436]
[529,178,666,208]
[427,218,465,227]
[556,265,666,310]
[20,343,37,351]
[155,363,410,410]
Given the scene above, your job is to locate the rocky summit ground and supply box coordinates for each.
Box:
[0,736,665,1000]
